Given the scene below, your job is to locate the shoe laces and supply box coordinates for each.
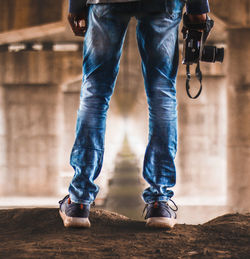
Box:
[59,194,95,208]
[168,199,178,212]
[59,194,69,205]
[142,199,178,217]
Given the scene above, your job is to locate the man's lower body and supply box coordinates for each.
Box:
[60,1,184,228]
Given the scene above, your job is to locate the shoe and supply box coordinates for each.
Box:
[59,195,91,228]
[144,200,178,229]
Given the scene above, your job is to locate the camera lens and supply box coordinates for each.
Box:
[216,48,224,63]
[201,46,224,63]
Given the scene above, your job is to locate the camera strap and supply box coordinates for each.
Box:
[186,62,203,99]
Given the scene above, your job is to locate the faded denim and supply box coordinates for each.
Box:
[68,1,184,205]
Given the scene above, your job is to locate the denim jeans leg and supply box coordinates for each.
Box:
[68,5,130,204]
[136,12,182,203]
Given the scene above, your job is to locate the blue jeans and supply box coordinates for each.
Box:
[68,1,184,205]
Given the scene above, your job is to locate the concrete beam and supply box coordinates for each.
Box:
[0,0,63,32]
[0,51,82,85]
[0,22,66,45]
[0,0,68,44]
[210,0,250,28]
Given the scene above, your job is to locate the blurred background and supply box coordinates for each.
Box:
[0,0,249,224]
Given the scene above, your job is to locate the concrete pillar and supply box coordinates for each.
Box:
[176,75,227,202]
[2,83,61,196]
[227,29,250,213]
[0,50,82,196]
[0,86,7,196]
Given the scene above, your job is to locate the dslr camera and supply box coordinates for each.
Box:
[182,13,224,98]
[182,13,224,65]
[183,29,224,64]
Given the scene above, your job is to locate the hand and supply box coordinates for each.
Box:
[68,11,88,37]
[187,13,207,24]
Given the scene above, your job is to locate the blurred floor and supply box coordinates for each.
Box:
[104,135,145,220]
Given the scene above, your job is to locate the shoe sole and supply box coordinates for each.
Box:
[146,217,177,229]
[59,210,91,228]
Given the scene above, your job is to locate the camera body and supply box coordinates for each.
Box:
[182,15,224,65]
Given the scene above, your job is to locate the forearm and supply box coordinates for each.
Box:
[69,0,87,14]
[186,0,210,14]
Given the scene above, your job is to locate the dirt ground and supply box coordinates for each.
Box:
[0,208,249,258]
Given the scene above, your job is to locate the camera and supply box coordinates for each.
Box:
[181,13,225,99]
[183,29,224,65]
